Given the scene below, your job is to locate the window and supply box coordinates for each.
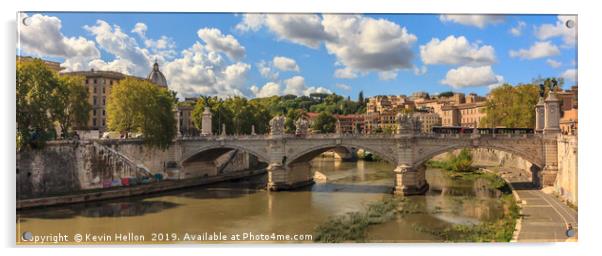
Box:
[93,109,96,116]
[94,79,97,84]
[102,96,106,105]
[102,87,105,94]
[103,110,105,116]
[93,87,97,93]
[93,96,97,105]
[93,119,97,126]
[86,79,89,84]
[102,119,105,126]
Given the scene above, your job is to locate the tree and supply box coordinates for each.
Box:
[51,75,91,138]
[17,59,60,149]
[358,91,364,105]
[311,112,337,133]
[480,83,539,128]
[107,77,176,149]
[284,109,307,133]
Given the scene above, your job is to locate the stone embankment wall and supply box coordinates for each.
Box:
[555,135,578,206]
[17,140,262,199]
[432,148,537,180]
[17,141,147,199]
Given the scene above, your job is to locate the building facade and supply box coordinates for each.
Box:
[413,112,441,133]
[63,61,168,133]
[441,101,487,127]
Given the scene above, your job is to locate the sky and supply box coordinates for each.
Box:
[17,12,577,100]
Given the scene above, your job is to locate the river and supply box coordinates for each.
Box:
[16,157,506,244]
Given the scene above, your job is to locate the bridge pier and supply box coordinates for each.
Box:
[267,162,314,191]
[393,164,429,196]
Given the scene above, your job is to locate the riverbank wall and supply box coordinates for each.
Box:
[17,140,259,201]
[555,135,578,206]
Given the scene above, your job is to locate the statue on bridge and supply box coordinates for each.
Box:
[294,117,309,136]
[396,112,421,134]
[270,115,286,136]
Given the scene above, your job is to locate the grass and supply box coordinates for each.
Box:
[313,197,410,243]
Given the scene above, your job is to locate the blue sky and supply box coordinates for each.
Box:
[18,13,577,99]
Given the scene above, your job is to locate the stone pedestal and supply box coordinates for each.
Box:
[543,93,561,135]
[267,162,314,191]
[393,164,429,196]
[540,166,558,187]
[201,108,212,135]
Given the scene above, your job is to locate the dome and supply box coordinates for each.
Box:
[147,61,168,87]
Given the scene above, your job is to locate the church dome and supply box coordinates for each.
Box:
[147,61,168,87]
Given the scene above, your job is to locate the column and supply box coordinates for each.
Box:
[541,92,560,186]
[393,164,429,196]
[543,93,561,134]
[535,97,545,134]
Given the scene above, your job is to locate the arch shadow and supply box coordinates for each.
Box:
[287,142,397,166]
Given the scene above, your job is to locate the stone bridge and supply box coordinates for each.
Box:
[103,91,563,196]
[167,132,558,195]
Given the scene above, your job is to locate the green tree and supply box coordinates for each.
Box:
[16,59,60,149]
[481,83,539,128]
[358,91,364,105]
[107,77,176,149]
[311,112,337,133]
[284,109,307,133]
[51,75,91,138]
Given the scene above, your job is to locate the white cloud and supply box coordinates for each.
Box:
[236,14,331,48]
[250,82,280,98]
[334,67,358,79]
[509,21,526,36]
[413,65,427,76]
[546,59,562,68]
[197,28,245,60]
[282,76,331,96]
[18,13,100,72]
[535,15,577,46]
[238,14,417,77]
[131,22,147,37]
[335,83,352,91]
[235,14,266,32]
[560,68,577,82]
[130,22,177,62]
[256,60,278,80]
[378,70,398,80]
[509,41,560,60]
[84,20,154,76]
[420,35,496,66]
[439,15,505,28]
[441,65,503,88]
[272,56,300,72]
[163,42,250,98]
[322,14,417,73]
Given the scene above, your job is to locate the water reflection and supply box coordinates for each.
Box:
[17,157,507,243]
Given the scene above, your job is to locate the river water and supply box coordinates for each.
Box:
[17,157,505,244]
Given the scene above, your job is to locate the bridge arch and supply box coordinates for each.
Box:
[180,143,270,165]
[286,142,397,166]
[413,144,544,170]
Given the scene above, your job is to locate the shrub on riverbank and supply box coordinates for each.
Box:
[427,149,475,172]
[313,197,404,242]
[412,171,520,242]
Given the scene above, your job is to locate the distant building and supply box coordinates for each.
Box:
[558,85,578,135]
[335,114,365,134]
[441,101,487,128]
[364,111,397,134]
[413,112,441,133]
[17,56,63,72]
[62,60,168,132]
